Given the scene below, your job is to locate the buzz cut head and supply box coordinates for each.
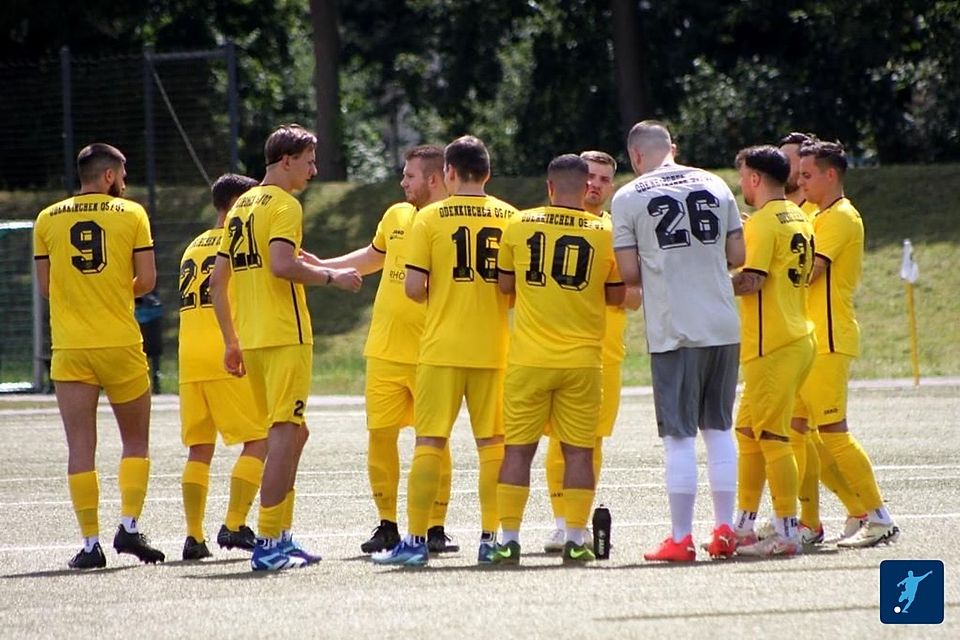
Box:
[77,143,125,184]
[627,120,672,153]
[547,153,589,194]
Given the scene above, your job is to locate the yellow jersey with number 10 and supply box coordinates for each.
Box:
[405,194,518,369]
[33,193,153,349]
[217,185,313,349]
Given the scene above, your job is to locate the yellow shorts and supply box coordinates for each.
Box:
[180,377,268,446]
[736,334,815,438]
[414,364,503,440]
[51,345,149,404]
[504,365,600,448]
[243,344,312,427]
[793,393,809,421]
[597,362,622,438]
[365,357,416,430]
[798,353,852,428]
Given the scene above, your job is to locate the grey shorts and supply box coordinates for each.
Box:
[650,344,740,438]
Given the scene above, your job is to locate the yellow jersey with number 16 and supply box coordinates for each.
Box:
[33,193,153,350]
[217,185,312,349]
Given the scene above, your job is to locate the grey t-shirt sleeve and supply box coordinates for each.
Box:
[612,187,638,250]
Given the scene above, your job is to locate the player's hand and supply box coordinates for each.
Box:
[329,267,362,292]
[224,342,245,377]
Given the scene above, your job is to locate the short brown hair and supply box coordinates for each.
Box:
[77,143,125,184]
[264,123,317,165]
[778,131,817,147]
[579,150,617,174]
[547,154,589,193]
[798,140,848,175]
[404,144,444,177]
[444,135,490,182]
[735,145,790,185]
[211,173,258,212]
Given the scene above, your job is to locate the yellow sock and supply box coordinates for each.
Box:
[799,433,821,527]
[759,438,798,519]
[258,501,284,540]
[545,437,565,520]
[429,445,453,528]
[226,455,264,530]
[367,427,400,522]
[593,439,604,485]
[118,457,150,520]
[564,488,595,529]
[789,429,807,481]
[280,489,295,533]
[820,431,884,511]
[477,442,504,533]
[736,430,766,513]
[181,460,210,540]
[407,445,443,538]
[497,483,530,531]
[816,433,865,515]
[68,470,99,538]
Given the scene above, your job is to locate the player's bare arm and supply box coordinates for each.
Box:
[404,268,428,303]
[725,228,746,270]
[605,282,626,306]
[497,270,516,295]
[209,255,244,377]
[132,249,157,296]
[621,285,642,311]
[270,240,363,292]
[614,247,642,287]
[731,269,766,296]
[313,244,386,276]
[808,255,829,283]
[35,257,50,299]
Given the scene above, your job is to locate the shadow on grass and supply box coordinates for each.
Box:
[2,565,139,579]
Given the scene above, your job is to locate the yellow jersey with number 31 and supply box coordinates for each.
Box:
[499,206,622,369]
[739,199,815,362]
[217,185,313,349]
[405,194,517,369]
[33,194,153,349]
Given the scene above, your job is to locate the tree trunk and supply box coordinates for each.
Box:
[309,0,346,180]
[610,0,650,137]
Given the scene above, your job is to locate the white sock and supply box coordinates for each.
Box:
[120,516,138,533]
[701,428,737,527]
[735,510,757,533]
[555,517,566,530]
[868,506,893,525]
[501,529,519,545]
[565,527,585,545]
[407,533,426,544]
[773,516,798,539]
[83,536,99,553]
[668,493,696,541]
[663,436,698,539]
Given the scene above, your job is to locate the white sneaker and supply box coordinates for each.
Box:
[584,527,594,551]
[543,528,565,553]
[799,523,825,545]
[837,521,900,549]
[755,517,775,540]
[736,533,802,557]
[828,514,867,543]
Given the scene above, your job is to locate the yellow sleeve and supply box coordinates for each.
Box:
[743,214,774,274]
[605,253,622,284]
[134,206,154,250]
[33,215,48,258]
[406,210,431,273]
[813,212,852,263]
[217,219,232,257]
[498,223,516,273]
[371,216,387,253]
[269,199,302,246]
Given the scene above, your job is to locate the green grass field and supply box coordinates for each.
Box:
[2,164,958,392]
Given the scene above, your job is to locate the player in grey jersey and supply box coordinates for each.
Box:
[612,120,745,561]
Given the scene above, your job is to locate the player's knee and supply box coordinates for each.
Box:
[758,437,792,464]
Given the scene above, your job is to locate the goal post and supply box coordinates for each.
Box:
[0,220,46,393]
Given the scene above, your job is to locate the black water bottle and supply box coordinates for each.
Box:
[592,504,611,559]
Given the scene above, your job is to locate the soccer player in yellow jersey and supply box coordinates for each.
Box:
[731,145,815,557]
[316,145,458,554]
[210,124,362,571]
[34,143,164,569]
[490,154,624,566]
[373,135,517,567]
[542,150,642,553]
[178,173,268,561]
[797,140,900,548]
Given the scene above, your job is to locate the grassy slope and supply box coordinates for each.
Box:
[2,164,957,392]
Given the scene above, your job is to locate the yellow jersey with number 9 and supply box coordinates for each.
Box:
[217,185,313,349]
[33,194,153,349]
[405,194,518,369]
[739,199,815,362]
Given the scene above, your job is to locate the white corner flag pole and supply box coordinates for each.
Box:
[900,239,920,386]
